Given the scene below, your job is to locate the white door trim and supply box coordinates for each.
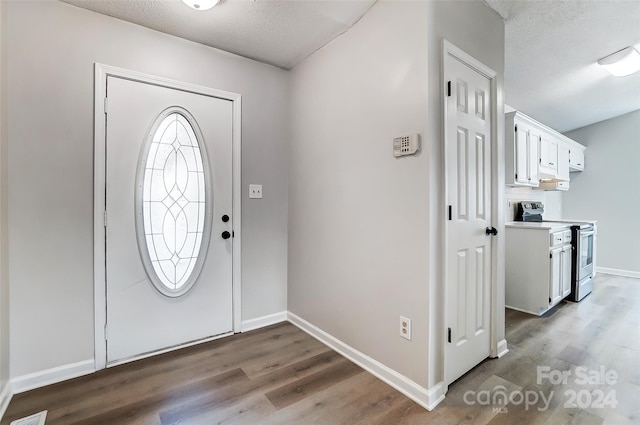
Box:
[93,63,242,370]
[441,40,505,387]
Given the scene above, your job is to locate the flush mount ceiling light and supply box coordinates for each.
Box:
[181,0,220,11]
[597,46,640,77]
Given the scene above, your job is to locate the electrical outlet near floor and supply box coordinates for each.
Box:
[400,316,411,340]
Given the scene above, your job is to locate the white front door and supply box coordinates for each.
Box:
[444,48,493,384]
[105,75,233,364]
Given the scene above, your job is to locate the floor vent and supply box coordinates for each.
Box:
[10,411,47,425]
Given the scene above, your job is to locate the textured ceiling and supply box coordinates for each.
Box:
[61,0,639,132]
[60,0,376,70]
[485,0,640,132]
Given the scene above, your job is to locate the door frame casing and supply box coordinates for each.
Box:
[93,63,242,370]
[441,40,506,388]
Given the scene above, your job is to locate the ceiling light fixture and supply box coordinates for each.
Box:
[181,0,220,11]
[597,46,640,77]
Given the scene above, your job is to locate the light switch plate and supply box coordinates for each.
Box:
[249,184,263,199]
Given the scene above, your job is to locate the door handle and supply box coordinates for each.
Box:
[485,227,498,236]
[221,231,231,240]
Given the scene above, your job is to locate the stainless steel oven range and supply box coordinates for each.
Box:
[570,223,595,301]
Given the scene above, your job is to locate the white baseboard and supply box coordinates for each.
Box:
[0,380,12,421]
[9,312,287,395]
[596,267,640,279]
[241,311,287,332]
[495,339,509,358]
[287,311,445,411]
[11,359,95,394]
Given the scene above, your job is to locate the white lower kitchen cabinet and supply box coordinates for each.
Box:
[506,223,572,315]
[561,244,572,297]
[549,246,563,306]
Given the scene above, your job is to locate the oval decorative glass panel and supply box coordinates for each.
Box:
[135,107,211,297]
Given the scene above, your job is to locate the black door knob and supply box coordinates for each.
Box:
[485,227,498,236]
[221,231,231,240]
[222,214,230,222]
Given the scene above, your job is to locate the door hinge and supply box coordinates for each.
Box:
[104,97,108,114]
[104,324,108,340]
[447,81,452,97]
[103,211,107,227]
[448,205,452,221]
[515,173,518,180]
[550,253,552,259]
[447,327,452,343]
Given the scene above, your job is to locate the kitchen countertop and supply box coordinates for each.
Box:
[544,218,597,225]
[505,221,573,230]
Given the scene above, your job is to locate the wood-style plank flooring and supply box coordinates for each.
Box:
[2,273,638,424]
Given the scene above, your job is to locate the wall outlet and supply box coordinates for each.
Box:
[249,184,263,199]
[400,316,411,340]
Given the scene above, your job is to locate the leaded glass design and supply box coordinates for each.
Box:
[136,108,211,297]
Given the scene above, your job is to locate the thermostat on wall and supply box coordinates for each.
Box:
[393,134,420,157]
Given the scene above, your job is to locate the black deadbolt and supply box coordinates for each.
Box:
[221,231,231,240]
[222,214,230,222]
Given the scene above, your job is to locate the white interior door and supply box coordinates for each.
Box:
[105,76,233,364]
[444,50,493,384]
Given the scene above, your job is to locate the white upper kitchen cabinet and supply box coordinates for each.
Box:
[506,110,586,189]
[506,112,540,187]
[539,138,571,190]
[556,142,570,182]
[539,132,558,178]
[568,144,585,171]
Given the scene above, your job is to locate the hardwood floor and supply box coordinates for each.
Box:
[2,273,638,424]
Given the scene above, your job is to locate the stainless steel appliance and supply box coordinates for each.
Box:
[515,201,544,222]
[570,223,595,301]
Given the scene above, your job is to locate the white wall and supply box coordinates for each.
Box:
[564,110,640,274]
[0,0,10,399]
[289,0,503,391]
[290,0,431,387]
[7,0,288,378]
